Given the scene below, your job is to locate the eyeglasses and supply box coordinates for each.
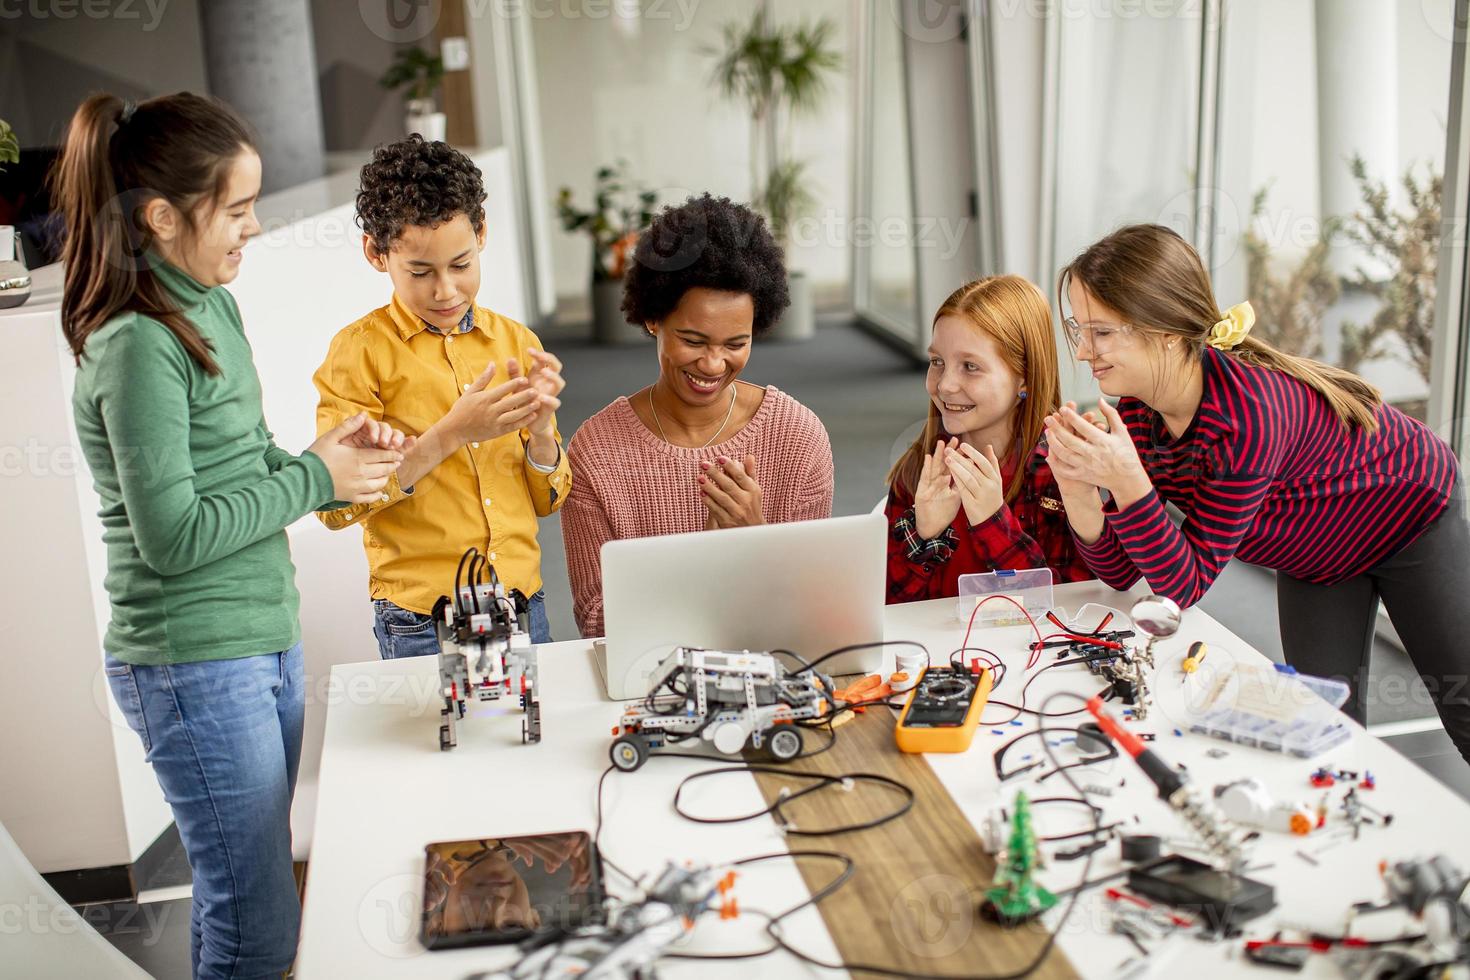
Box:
[1063,316,1135,350]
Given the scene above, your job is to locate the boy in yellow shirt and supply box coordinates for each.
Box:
[314,137,570,656]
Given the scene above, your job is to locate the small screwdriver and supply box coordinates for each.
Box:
[1181,641,1208,675]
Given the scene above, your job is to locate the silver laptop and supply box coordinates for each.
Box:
[594,512,887,700]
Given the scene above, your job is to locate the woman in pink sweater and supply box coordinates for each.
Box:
[562,195,835,637]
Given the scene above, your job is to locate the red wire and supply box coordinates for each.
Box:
[961,594,1045,668]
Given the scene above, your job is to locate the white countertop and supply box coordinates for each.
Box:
[299,582,1469,978]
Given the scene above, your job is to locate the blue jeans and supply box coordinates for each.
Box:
[372,591,551,659]
[104,645,304,980]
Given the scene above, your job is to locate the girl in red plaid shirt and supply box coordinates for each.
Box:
[885,275,1093,604]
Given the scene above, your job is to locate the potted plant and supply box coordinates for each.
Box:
[379,46,447,142]
[709,12,840,341]
[555,161,657,344]
[0,117,30,310]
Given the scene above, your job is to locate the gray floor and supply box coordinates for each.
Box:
[86,315,1468,979]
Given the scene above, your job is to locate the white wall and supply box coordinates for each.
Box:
[524,0,852,305]
[0,265,167,872]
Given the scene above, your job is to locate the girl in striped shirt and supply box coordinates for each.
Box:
[1046,224,1468,762]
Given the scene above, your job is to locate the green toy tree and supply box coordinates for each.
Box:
[981,792,1057,925]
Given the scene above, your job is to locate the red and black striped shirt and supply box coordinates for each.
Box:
[1075,347,1459,607]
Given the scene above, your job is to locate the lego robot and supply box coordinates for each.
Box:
[434,548,540,751]
[475,863,736,980]
[609,648,833,771]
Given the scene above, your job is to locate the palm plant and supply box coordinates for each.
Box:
[708,10,840,249]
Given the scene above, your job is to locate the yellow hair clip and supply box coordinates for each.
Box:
[1207,302,1255,351]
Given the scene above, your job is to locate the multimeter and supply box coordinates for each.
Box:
[895,665,993,753]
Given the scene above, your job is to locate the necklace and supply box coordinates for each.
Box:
[649,385,738,449]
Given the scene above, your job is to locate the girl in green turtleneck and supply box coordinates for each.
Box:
[56,91,408,980]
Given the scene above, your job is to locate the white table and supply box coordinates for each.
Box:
[297,582,1470,978]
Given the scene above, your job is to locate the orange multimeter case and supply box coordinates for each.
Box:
[894,665,993,753]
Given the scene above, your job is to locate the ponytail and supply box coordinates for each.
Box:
[1228,335,1380,431]
[1059,224,1382,433]
[52,92,256,375]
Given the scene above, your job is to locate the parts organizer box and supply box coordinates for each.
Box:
[955,568,1054,625]
[1186,663,1351,758]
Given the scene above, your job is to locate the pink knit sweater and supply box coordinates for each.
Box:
[562,385,835,637]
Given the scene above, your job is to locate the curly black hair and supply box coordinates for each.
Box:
[621,194,789,336]
[356,135,486,252]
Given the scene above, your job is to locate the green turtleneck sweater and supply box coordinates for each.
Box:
[71,260,334,665]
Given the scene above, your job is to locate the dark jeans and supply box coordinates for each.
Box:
[1278,483,1470,764]
[371,591,552,660]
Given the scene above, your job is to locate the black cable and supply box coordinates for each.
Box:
[983,658,1110,725]
[592,764,639,887]
[794,640,931,677]
[673,766,914,836]
[662,850,858,962]
[453,548,475,616]
[992,727,1117,783]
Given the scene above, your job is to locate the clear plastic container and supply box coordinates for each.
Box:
[1186,663,1352,757]
[955,568,1055,626]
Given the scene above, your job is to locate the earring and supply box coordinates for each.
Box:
[1018,391,1028,400]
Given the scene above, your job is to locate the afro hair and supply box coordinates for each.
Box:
[356,135,486,252]
[621,193,789,336]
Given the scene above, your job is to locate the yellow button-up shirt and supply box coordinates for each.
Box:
[313,294,571,614]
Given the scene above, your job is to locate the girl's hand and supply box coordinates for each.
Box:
[945,442,1005,528]
[913,438,962,539]
[699,454,765,528]
[342,416,410,451]
[1043,400,1150,504]
[310,413,405,503]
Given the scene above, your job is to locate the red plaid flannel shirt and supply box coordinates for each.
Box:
[885,438,1093,604]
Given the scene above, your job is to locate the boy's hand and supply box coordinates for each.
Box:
[508,350,565,437]
[446,362,542,444]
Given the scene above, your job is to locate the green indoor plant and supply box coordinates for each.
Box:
[709,11,840,340]
[379,46,447,142]
[555,161,657,344]
[0,116,31,310]
[0,119,18,170]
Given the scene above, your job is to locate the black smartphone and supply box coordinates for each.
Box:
[421,830,605,950]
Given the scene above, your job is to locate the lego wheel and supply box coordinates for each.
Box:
[610,736,648,772]
[439,725,453,752]
[768,727,804,762]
